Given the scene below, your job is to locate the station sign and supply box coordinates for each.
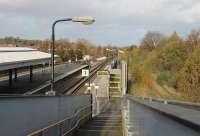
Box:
[82,69,89,77]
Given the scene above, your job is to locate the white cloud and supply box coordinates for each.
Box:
[0,0,200,45]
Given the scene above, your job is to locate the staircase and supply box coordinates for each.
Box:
[109,69,122,98]
[74,99,122,136]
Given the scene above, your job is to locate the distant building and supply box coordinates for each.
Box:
[0,44,16,47]
[0,47,53,87]
[0,44,38,49]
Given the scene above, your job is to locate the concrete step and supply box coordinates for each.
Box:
[91,118,121,121]
[93,116,121,120]
[110,92,121,94]
[81,125,121,130]
[97,112,121,115]
[88,120,121,124]
[73,99,122,136]
[109,91,121,93]
[109,92,121,94]
[98,112,121,115]
[94,115,121,118]
[110,93,121,96]
[110,95,122,98]
[75,129,121,136]
[85,122,121,127]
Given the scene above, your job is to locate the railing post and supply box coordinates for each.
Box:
[40,131,44,136]
[9,69,12,88]
[59,123,62,136]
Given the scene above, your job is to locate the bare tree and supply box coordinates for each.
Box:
[142,31,165,48]
[187,29,200,47]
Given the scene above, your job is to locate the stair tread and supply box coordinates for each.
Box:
[72,99,122,136]
[81,126,121,130]
[75,129,121,136]
[86,122,122,126]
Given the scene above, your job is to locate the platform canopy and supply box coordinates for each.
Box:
[0,47,52,71]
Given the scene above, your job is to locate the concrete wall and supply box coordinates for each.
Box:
[0,95,91,136]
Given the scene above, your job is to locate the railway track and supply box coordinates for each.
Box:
[65,59,109,94]
[25,59,109,95]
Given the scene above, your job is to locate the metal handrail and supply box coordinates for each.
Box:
[27,104,92,136]
[62,112,91,136]
[62,100,110,136]
[129,95,200,110]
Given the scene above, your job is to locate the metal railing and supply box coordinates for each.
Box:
[129,95,200,111]
[27,105,92,136]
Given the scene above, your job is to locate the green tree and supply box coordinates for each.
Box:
[156,37,188,72]
[178,48,200,93]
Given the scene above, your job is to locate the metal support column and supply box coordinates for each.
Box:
[9,69,12,87]
[14,68,17,82]
[90,94,93,118]
[30,66,33,83]
[89,60,91,87]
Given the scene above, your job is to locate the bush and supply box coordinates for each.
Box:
[178,48,200,93]
[157,71,176,87]
[156,40,188,72]
[132,67,142,84]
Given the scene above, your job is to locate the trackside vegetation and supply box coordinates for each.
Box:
[125,29,200,102]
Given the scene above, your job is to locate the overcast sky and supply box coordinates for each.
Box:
[0,0,200,46]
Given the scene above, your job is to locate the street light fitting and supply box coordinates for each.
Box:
[72,16,95,25]
[87,86,91,91]
[106,48,113,51]
[95,86,99,90]
[118,49,125,54]
[91,83,95,87]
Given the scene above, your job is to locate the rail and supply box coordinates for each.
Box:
[24,59,109,95]
[27,104,92,136]
[66,59,110,94]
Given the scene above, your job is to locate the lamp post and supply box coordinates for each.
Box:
[94,85,99,114]
[83,55,91,90]
[94,85,99,98]
[50,16,95,94]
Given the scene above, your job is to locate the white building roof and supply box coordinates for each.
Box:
[0,47,37,52]
[0,47,52,71]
